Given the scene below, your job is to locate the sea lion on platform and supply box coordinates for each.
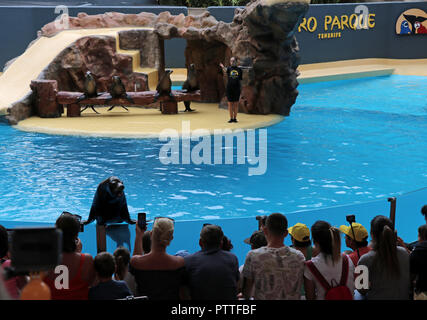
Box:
[106,76,134,111]
[154,70,174,102]
[83,176,135,226]
[182,64,198,112]
[77,71,100,114]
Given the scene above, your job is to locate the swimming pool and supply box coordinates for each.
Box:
[0,75,426,223]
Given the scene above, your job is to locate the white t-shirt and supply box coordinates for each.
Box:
[304,253,355,300]
[242,246,305,300]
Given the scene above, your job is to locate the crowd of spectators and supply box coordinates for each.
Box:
[1,205,426,300]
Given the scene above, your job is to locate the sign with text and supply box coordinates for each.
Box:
[298,5,376,40]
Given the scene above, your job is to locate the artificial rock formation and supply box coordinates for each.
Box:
[38,0,308,115]
[40,35,149,94]
[6,0,308,123]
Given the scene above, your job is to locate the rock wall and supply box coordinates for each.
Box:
[6,92,34,125]
[6,0,308,123]
[118,29,162,70]
[185,40,230,103]
[40,35,149,93]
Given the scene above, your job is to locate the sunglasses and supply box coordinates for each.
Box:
[61,211,82,222]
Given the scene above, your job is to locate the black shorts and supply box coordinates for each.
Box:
[226,86,241,102]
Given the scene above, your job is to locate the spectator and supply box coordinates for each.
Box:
[243,230,267,250]
[89,252,132,300]
[403,204,427,251]
[339,222,371,266]
[357,215,411,300]
[410,225,427,299]
[113,247,137,296]
[304,221,355,300]
[0,225,28,299]
[288,222,315,299]
[44,212,96,300]
[242,213,305,300]
[221,235,233,251]
[288,223,314,260]
[130,218,186,300]
[184,224,240,300]
[238,230,267,297]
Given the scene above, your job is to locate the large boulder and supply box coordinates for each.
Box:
[39,35,148,93]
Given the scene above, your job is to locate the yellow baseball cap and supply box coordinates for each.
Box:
[339,223,368,242]
[288,223,310,242]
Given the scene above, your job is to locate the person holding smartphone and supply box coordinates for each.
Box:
[220,57,242,123]
[130,216,186,300]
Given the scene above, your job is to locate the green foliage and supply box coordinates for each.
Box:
[158,0,366,7]
[230,0,252,6]
[311,0,349,3]
[181,0,251,7]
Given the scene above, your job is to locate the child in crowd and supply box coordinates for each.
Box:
[89,252,132,300]
[410,224,427,300]
[339,222,371,266]
[289,223,314,260]
[113,247,137,296]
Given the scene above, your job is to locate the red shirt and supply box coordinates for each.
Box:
[349,246,371,266]
[43,254,89,300]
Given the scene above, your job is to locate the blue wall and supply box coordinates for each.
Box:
[0,6,188,68]
[2,188,425,266]
[1,2,426,70]
[208,2,427,64]
[0,1,157,5]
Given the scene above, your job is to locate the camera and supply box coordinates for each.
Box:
[256,215,267,229]
[346,214,356,224]
[9,227,62,273]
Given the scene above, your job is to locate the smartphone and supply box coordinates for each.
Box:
[138,212,147,230]
[9,227,62,273]
[346,214,356,224]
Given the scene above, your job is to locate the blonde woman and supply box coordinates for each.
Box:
[130,218,186,300]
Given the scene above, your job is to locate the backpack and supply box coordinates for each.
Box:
[306,254,353,300]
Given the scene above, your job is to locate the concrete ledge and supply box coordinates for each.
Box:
[299,67,395,84]
[15,102,283,139]
[297,58,427,84]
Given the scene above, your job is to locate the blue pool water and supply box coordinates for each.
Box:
[0,75,426,223]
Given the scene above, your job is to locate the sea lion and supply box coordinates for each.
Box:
[77,71,100,114]
[106,76,134,111]
[154,70,174,102]
[182,64,198,112]
[83,176,135,226]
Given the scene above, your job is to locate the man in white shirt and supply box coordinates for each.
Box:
[242,213,305,300]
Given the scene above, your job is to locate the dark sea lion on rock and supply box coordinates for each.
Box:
[182,64,198,112]
[106,76,134,111]
[78,71,100,114]
[154,70,173,102]
[83,176,136,226]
